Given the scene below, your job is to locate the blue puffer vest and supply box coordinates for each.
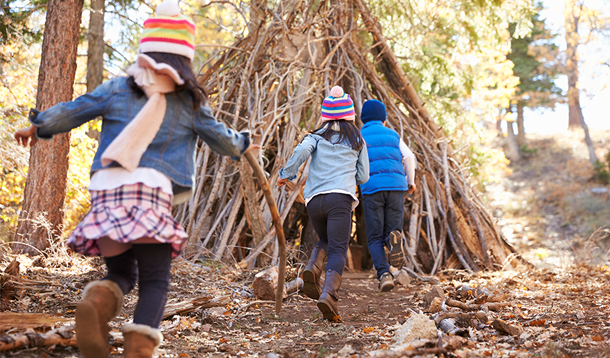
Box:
[360,121,408,195]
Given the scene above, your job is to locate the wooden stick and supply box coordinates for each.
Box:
[190,157,229,243]
[214,188,244,259]
[244,151,287,315]
[441,142,476,272]
[407,203,419,255]
[163,295,231,319]
[400,232,424,274]
[0,325,76,351]
[422,175,438,256]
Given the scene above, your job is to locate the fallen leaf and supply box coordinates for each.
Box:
[363,327,375,333]
[527,319,546,326]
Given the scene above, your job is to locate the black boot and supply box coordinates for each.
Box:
[317,270,342,321]
[302,246,327,299]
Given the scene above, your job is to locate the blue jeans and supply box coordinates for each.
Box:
[103,244,172,328]
[363,191,406,280]
[306,193,353,276]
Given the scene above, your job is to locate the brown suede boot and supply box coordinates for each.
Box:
[76,280,124,358]
[122,323,163,358]
[302,246,327,299]
[317,270,342,321]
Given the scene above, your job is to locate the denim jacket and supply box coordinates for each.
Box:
[278,132,369,202]
[30,76,249,198]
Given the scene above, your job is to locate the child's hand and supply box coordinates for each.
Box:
[244,144,261,156]
[277,178,288,187]
[14,126,38,147]
[407,184,416,194]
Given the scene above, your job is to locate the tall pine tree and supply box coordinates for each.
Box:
[507,1,562,147]
[13,0,84,254]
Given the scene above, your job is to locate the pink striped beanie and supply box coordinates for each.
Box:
[321,86,356,122]
[139,0,196,61]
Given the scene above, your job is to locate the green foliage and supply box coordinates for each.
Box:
[0,0,46,63]
[519,144,538,154]
[365,0,534,183]
[507,1,563,111]
[560,191,610,238]
[593,151,610,184]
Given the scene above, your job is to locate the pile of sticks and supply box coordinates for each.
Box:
[174,0,522,273]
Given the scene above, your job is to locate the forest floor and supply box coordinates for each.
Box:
[1,130,610,358]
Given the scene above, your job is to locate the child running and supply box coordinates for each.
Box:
[14,1,251,357]
[277,86,369,320]
[359,99,416,292]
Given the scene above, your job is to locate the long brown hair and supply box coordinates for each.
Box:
[311,120,364,151]
[127,52,208,109]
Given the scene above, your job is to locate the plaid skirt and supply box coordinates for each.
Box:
[67,183,187,258]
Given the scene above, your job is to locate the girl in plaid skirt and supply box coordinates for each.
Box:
[14,1,252,357]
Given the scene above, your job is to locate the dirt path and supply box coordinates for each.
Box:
[487,131,610,270]
[2,131,610,357]
[3,256,610,357]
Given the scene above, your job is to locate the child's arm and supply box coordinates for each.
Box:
[193,105,250,158]
[355,143,370,185]
[29,79,116,140]
[399,139,416,192]
[277,135,318,184]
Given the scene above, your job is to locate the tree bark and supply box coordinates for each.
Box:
[564,0,598,164]
[516,102,526,146]
[87,0,104,93]
[85,0,104,140]
[495,118,503,137]
[13,0,84,254]
[581,114,598,165]
[505,119,522,162]
[565,0,582,130]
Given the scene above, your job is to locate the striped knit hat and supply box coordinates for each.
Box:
[139,0,196,61]
[321,86,356,122]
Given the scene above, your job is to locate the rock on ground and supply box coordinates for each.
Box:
[393,314,437,346]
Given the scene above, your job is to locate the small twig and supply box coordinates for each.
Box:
[523,302,554,324]
[235,300,275,316]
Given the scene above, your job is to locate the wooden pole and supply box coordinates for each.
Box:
[243,151,286,314]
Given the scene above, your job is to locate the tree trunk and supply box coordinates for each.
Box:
[86,0,104,93]
[564,0,598,164]
[495,118,503,137]
[581,112,599,165]
[13,0,84,254]
[516,102,526,146]
[505,119,522,162]
[565,0,583,130]
[85,0,104,140]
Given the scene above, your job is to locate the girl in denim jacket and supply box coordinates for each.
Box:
[14,2,251,357]
[277,86,369,321]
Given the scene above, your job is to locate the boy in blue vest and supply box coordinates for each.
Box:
[360,99,416,292]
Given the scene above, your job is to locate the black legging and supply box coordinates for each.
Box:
[103,244,172,328]
[306,193,353,275]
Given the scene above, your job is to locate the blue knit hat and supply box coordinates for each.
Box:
[361,99,386,124]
